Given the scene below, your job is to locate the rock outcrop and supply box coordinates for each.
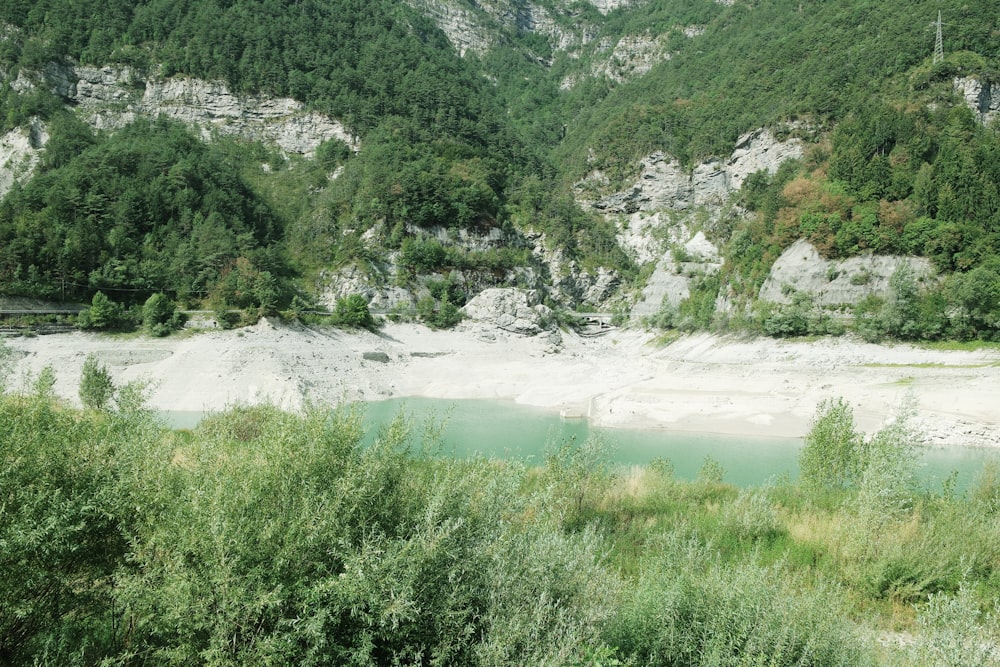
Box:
[954,76,1000,126]
[629,231,724,321]
[586,128,804,217]
[407,0,600,57]
[0,117,47,199]
[461,287,554,335]
[588,33,671,84]
[407,0,495,56]
[18,63,356,157]
[588,0,646,13]
[317,265,416,314]
[579,128,804,321]
[758,239,935,306]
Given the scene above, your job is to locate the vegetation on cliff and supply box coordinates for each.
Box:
[0,0,998,332]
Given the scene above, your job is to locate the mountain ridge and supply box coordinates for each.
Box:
[0,0,998,340]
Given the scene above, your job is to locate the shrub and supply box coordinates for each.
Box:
[110,407,617,665]
[417,294,463,329]
[332,293,376,329]
[27,367,57,401]
[142,292,185,336]
[696,455,725,484]
[970,460,1000,515]
[212,302,243,329]
[0,392,137,664]
[210,256,285,316]
[893,586,1000,667]
[799,397,864,493]
[851,398,920,525]
[77,291,130,331]
[0,339,11,391]
[718,486,784,543]
[606,534,868,667]
[78,355,115,411]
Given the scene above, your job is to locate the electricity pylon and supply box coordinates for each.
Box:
[933,11,944,64]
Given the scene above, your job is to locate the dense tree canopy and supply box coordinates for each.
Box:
[0,117,285,303]
[0,0,998,330]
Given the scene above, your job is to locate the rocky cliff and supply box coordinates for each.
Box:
[759,239,934,306]
[18,63,356,157]
[574,128,805,321]
[954,76,1000,126]
[407,0,604,57]
[0,117,46,199]
[584,128,804,217]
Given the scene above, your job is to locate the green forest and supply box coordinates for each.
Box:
[2,352,999,665]
[1,0,999,335]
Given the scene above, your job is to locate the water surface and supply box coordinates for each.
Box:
[163,398,996,490]
[361,397,996,490]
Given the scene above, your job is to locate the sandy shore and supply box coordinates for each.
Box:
[5,319,999,447]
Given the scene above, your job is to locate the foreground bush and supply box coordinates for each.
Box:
[0,391,149,664]
[2,387,998,665]
[1,397,618,665]
[606,533,869,667]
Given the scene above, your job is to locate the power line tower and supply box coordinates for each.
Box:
[933,11,944,64]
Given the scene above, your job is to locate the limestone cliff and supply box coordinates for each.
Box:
[758,239,934,307]
[0,117,47,199]
[954,76,1000,126]
[406,0,603,57]
[576,128,805,321]
[18,63,356,157]
[584,128,805,217]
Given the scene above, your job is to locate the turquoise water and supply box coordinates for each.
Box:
[162,398,997,490]
[360,397,997,491]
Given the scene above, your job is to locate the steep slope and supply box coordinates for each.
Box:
[0,0,998,339]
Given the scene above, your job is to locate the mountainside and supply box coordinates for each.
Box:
[1,0,999,339]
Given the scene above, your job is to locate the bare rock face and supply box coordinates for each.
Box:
[21,63,356,157]
[407,223,509,252]
[954,76,1000,126]
[579,127,803,322]
[629,231,724,321]
[587,128,803,216]
[407,0,601,57]
[0,117,47,199]
[561,24,687,90]
[407,0,495,56]
[531,239,621,308]
[587,0,645,13]
[461,287,553,335]
[317,265,416,314]
[759,239,934,306]
[726,128,805,190]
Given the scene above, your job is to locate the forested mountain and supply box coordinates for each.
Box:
[0,0,998,337]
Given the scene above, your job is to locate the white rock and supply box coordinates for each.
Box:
[0,118,47,199]
[587,128,802,215]
[758,239,935,306]
[954,76,1000,126]
[461,287,550,335]
[727,128,804,190]
[34,63,358,157]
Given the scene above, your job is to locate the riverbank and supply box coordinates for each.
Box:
[5,320,999,446]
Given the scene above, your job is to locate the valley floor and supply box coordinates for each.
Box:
[6,320,1000,447]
